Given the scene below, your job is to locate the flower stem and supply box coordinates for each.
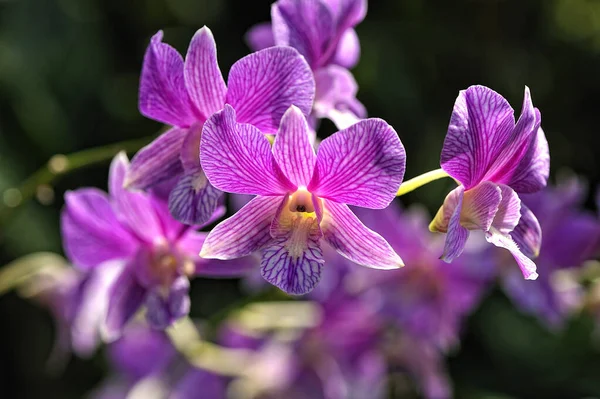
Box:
[0,135,154,225]
[396,168,450,196]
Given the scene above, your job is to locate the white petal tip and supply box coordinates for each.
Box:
[525,272,539,281]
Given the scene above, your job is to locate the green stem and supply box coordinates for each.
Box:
[0,136,154,225]
[396,168,450,196]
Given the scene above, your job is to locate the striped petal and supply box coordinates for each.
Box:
[511,203,542,258]
[226,46,315,134]
[503,127,550,194]
[440,85,515,189]
[168,168,222,226]
[200,196,282,260]
[261,213,324,295]
[139,31,196,127]
[321,200,404,269]
[184,27,227,120]
[125,127,186,190]
[308,119,406,209]
[439,187,469,262]
[486,229,538,280]
[272,0,335,68]
[272,106,316,187]
[201,105,294,195]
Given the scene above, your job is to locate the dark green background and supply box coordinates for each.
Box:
[0,0,599,397]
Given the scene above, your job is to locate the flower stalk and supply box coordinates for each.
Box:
[396,168,450,196]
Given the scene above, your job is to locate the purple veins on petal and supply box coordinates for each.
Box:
[168,169,222,226]
[309,118,406,209]
[139,31,196,127]
[125,127,187,190]
[201,105,294,195]
[226,46,315,134]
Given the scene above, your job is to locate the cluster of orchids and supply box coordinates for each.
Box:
[8,0,600,398]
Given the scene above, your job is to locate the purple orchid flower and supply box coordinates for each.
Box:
[247,0,367,129]
[430,85,550,280]
[61,152,253,337]
[199,104,406,295]
[125,26,315,225]
[499,177,600,328]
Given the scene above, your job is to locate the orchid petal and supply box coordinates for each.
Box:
[184,27,227,120]
[511,203,542,258]
[144,290,171,330]
[125,127,186,190]
[177,230,258,277]
[145,277,190,329]
[332,28,360,68]
[485,87,543,187]
[245,22,275,51]
[168,168,222,225]
[324,0,367,30]
[61,189,137,269]
[261,217,324,295]
[321,200,404,269]
[109,153,164,243]
[490,184,522,234]
[272,0,335,68]
[440,85,515,189]
[440,187,469,262]
[139,31,196,127]
[180,124,202,171]
[104,263,146,341]
[486,229,538,280]
[504,126,550,193]
[309,119,406,209]
[313,65,365,129]
[272,106,317,187]
[200,196,282,260]
[201,105,294,195]
[226,46,315,134]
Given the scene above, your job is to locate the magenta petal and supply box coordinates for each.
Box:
[184,27,227,120]
[440,188,469,262]
[261,234,324,295]
[313,65,365,129]
[511,203,542,258]
[504,127,550,194]
[201,105,294,195]
[272,106,317,187]
[61,189,137,269]
[322,200,404,269]
[226,46,315,134]
[168,168,222,225]
[324,0,368,30]
[245,22,275,51]
[485,87,543,185]
[200,196,282,259]
[332,28,360,69]
[309,119,406,209]
[490,184,522,234]
[109,153,164,243]
[486,230,538,280]
[440,85,515,189]
[272,0,335,67]
[139,31,196,127]
[125,127,186,190]
[104,263,146,341]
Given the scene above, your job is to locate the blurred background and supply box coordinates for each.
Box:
[0,0,600,398]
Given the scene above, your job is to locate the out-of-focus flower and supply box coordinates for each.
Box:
[90,323,226,399]
[247,0,367,129]
[355,204,493,350]
[221,298,387,399]
[199,105,405,294]
[430,85,550,280]
[127,26,315,224]
[61,153,253,336]
[499,177,600,328]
